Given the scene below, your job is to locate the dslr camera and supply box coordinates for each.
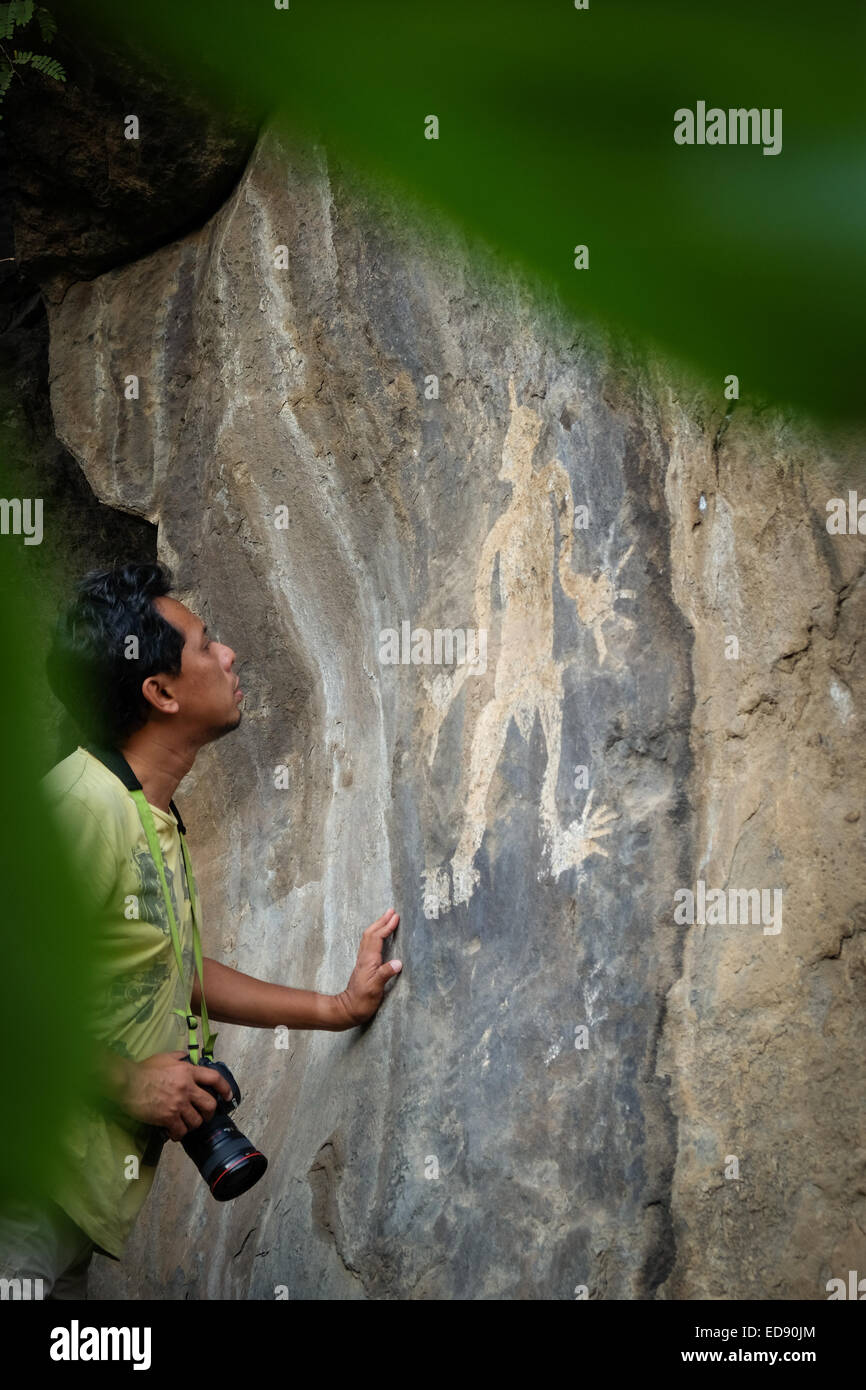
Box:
[161,1053,267,1201]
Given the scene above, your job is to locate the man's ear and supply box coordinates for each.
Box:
[140,673,180,716]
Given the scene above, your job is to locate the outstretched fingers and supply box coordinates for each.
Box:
[365,908,400,944]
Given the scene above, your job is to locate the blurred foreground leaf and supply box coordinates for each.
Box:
[55,0,866,425]
[0,441,95,1205]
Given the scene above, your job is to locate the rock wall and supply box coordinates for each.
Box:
[44,126,865,1299]
[653,386,865,1298]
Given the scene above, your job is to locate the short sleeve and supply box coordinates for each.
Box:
[46,791,120,913]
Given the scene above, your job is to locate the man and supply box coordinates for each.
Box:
[0,561,401,1299]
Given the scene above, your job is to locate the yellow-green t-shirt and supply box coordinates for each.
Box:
[40,746,195,1259]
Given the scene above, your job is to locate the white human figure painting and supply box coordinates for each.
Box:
[421,376,635,918]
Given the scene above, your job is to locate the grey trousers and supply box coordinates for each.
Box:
[0,1197,95,1300]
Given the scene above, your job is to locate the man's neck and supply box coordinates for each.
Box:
[120,726,199,814]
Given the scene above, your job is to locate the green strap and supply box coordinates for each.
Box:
[129,789,217,1064]
[178,832,215,1058]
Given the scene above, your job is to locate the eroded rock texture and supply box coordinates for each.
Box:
[44,127,864,1299]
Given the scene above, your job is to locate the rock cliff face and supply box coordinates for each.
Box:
[42,125,865,1299]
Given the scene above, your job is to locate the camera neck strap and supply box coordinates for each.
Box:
[83,743,216,1064]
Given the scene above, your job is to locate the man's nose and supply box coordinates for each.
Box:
[222,644,237,668]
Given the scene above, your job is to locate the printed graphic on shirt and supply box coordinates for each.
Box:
[132,846,189,934]
[96,849,194,1036]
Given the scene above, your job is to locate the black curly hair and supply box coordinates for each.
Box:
[46,561,186,746]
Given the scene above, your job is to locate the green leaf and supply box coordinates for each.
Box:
[12,47,64,81]
[0,1,37,37]
[11,0,35,30]
[0,430,97,1206]
[35,5,56,42]
[28,51,64,80]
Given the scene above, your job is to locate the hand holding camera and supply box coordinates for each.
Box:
[120,1050,234,1139]
[121,1049,267,1200]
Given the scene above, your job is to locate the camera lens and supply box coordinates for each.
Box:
[176,1055,268,1201]
[182,1118,268,1201]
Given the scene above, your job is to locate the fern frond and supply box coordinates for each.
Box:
[29,51,63,79]
[0,1,33,39]
[11,1,35,29]
[13,48,64,80]
[35,5,55,41]
[0,2,63,114]
[39,52,62,79]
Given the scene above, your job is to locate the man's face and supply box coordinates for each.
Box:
[150,597,243,743]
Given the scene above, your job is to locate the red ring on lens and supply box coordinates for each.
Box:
[210,1153,266,1194]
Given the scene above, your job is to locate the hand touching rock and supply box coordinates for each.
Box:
[334,909,402,1027]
